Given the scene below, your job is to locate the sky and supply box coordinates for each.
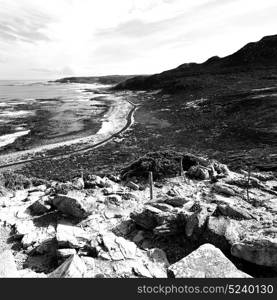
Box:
[0,0,277,80]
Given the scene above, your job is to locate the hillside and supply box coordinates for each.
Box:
[54,75,136,85]
[1,152,277,278]
[115,34,277,92]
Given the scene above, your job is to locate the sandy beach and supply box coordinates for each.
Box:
[0,93,135,168]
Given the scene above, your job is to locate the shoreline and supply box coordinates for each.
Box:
[0,94,136,169]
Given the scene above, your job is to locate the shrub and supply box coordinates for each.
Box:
[0,170,32,190]
[121,150,208,180]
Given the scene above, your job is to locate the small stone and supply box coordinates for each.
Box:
[72,177,85,190]
[81,256,95,278]
[0,196,9,207]
[48,255,87,278]
[52,191,93,219]
[21,225,56,249]
[57,248,77,259]
[185,207,211,238]
[132,231,144,243]
[115,236,137,259]
[133,263,153,278]
[102,188,114,195]
[187,165,210,180]
[28,185,47,192]
[56,222,91,249]
[105,195,122,206]
[147,248,169,268]
[127,181,140,191]
[107,174,121,183]
[164,197,190,207]
[0,250,19,278]
[28,199,51,216]
[13,190,28,202]
[213,183,236,197]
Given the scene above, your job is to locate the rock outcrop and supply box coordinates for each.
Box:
[168,244,251,278]
[0,153,276,278]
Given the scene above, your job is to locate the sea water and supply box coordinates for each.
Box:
[0,80,110,150]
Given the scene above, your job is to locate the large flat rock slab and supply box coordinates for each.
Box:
[168,244,251,278]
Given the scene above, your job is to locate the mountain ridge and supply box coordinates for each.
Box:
[115,34,277,92]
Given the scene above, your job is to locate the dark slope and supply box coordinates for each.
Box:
[54,75,136,85]
[115,34,277,92]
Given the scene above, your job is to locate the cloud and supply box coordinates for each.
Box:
[0,0,277,79]
[0,0,55,44]
[30,66,75,76]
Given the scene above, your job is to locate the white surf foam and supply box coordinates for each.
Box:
[0,130,30,148]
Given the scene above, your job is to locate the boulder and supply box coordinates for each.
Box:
[168,244,251,278]
[12,190,28,202]
[86,175,103,187]
[217,204,254,220]
[164,197,191,208]
[98,232,138,261]
[28,198,52,216]
[72,177,85,190]
[132,231,145,243]
[213,162,230,176]
[21,224,56,250]
[185,204,216,239]
[141,248,168,278]
[56,222,91,249]
[231,239,277,267]
[52,191,93,219]
[185,208,210,238]
[130,206,172,230]
[0,250,19,278]
[48,254,87,278]
[204,217,241,251]
[27,191,45,202]
[213,183,237,197]
[147,248,169,268]
[14,220,36,237]
[187,165,210,180]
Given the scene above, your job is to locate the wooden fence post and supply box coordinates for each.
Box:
[180,157,183,176]
[149,171,153,200]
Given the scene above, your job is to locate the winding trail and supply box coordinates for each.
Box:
[0,99,138,169]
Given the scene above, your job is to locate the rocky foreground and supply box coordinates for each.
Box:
[0,152,277,278]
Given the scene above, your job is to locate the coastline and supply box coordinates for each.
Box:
[0,93,135,168]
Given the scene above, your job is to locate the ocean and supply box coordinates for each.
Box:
[0,80,111,151]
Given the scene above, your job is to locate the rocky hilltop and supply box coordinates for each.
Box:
[0,151,276,278]
[115,34,277,92]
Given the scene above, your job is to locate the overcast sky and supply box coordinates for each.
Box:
[0,0,277,79]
